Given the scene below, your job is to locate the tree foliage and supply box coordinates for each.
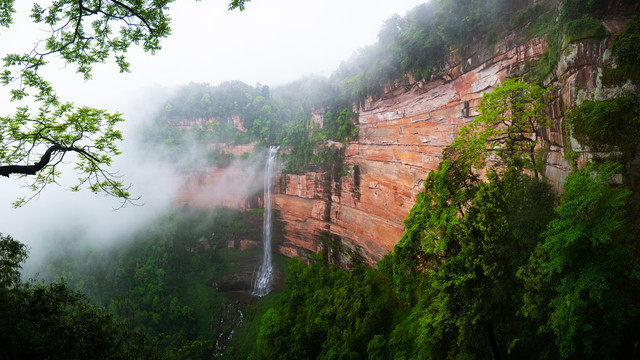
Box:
[0,104,130,207]
[0,0,249,206]
[0,233,27,288]
[0,0,176,205]
[451,78,554,178]
[392,158,558,358]
[522,163,639,359]
[0,232,211,359]
[249,256,400,360]
[393,157,479,303]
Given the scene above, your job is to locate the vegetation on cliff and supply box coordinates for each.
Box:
[144,78,358,175]
[566,95,640,164]
[236,77,640,359]
[450,78,555,178]
[334,0,640,102]
[339,0,534,103]
[604,13,640,86]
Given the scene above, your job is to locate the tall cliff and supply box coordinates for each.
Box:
[170,2,638,265]
[273,10,638,264]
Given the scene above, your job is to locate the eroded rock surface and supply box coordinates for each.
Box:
[273,21,637,264]
[176,13,637,265]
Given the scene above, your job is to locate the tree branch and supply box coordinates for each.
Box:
[110,0,156,32]
[0,143,92,177]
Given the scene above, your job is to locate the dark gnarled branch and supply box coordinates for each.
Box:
[0,143,91,177]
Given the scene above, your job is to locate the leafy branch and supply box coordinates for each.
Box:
[0,1,178,206]
[0,104,138,208]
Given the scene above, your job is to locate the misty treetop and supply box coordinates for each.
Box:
[160,81,266,123]
[143,79,358,174]
[0,230,213,359]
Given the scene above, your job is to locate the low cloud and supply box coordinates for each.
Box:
[0,85,268,276]
[173,155,268,210]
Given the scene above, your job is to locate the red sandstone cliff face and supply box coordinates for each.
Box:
[273,36,549,264]
[273,17,638,264]
[172,13,636,265]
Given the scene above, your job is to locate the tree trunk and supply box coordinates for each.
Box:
[487,323,501,360]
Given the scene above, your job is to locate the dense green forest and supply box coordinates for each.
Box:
[1,228,210,360]
[2,0,640,358]
[37,210,256,349]
[1,208,283,359]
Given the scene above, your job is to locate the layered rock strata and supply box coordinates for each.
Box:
[175,12,637,264]
[273,20,637,264]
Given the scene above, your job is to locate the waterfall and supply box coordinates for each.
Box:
[252,146,279,297]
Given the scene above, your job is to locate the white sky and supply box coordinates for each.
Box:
[2,0,428,108]
[0,0,428,269]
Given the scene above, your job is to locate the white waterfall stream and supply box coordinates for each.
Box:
[252,146,279,297]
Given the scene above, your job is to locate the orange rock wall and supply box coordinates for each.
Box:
[173,10,636,265]
[273,18,637,264]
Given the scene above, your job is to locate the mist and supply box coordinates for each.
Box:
[0,0,428,276]
[0,84,270,277]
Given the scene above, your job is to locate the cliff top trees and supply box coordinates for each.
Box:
[0,0,245,207]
